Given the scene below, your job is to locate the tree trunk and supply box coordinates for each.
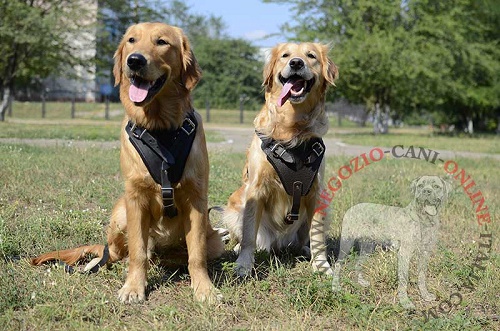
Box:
[0,87,10,122]
[467,117,474,135]
[382,104,390,134]
[373,103,389,134]
[373,103,381,134]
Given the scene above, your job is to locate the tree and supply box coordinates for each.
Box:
[97,0,263,110]
[0,0,97,121]
[1,0,266,118]
[192,37,263,110]
[266,0,408,133]
[407,0,500,132]
[266,0,500,132]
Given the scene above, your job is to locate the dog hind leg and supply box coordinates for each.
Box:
[332,237,355,290]
[355,239,374,287]
[417,250,436,301]
[235,198,263,277]
[397,244,416,309]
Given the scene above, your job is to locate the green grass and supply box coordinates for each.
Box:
[330,129,500,154]
[0,121,224,143]
[9,101,499,154]
[0,121,122,141]
[0,109,499,329]
[1,134,498,329]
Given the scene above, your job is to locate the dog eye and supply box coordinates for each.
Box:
[157,39,169,46]
[128,37,136,43]
[307,53,317,59]
[282,53,289,58]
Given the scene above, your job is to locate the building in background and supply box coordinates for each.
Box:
[42,1,98,102]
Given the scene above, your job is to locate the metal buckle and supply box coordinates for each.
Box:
[130,123,146,139]
[285,213,299,224]
[161,187,175,207]
[181,118,196,135]
[271,143,286,158]
[312,142,324,157]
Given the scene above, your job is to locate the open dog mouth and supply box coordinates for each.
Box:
[422,198,441,216]
[277,74,315,107]
[128,74,167,104]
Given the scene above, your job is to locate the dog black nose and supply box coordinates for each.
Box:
[289,58,304,70]
[127,53,147,71]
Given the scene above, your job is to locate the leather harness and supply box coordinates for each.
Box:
[256,131,325,224]
[125,112,198,218]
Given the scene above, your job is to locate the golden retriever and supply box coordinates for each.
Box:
[31,23,224,304]
[223,43,338,277]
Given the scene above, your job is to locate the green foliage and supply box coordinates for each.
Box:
[0,0,97,120]
[266,0,500,131]
[192,38,264,110]
[95,0,265,110]
[0,0,96,86]
[95,0,229,86]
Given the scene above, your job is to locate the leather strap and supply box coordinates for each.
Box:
[125,112,197,218]
[256,131,325,224]
[285,181,303,224]
[61,244,110,274]
[161,161,177,218]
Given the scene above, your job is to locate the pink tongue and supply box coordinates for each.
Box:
[129,80,150,103]
[277,82,293,107]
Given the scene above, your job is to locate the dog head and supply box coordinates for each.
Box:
[263,43,338,108]
[113,22,201,107]
[410,176,452,217]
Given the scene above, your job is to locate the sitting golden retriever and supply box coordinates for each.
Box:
[31,23,224,304]
[223,43,338,277]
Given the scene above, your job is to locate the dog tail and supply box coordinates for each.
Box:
[31,244,106,267]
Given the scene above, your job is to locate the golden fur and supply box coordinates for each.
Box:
[223,43,338,277]
[31,23,224,304]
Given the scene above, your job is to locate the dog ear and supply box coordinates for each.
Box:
[410,177,421,194]
[113,40,125,87]
[180,33,202,91]
[320,44,338,86]
[262,46,279,89]
[440,177,453,199]
[325,59,338,86]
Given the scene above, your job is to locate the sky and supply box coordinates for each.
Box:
[186,0,295,47]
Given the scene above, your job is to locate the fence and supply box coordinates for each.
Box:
[6,91,371,127]
[6,89,264,125]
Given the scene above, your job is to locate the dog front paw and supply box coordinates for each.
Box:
[214,227,231,243]
[332,276,341,291]
[118,282,146,304]
[357,273,371,287]
[421,291,436,302]
[193,284,223,304]
[398,294,416,310]
[234,256,253,278]
[234,263,252,278]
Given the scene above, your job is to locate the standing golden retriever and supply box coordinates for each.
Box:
[223,43,338,277]
[31,23,224,304]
